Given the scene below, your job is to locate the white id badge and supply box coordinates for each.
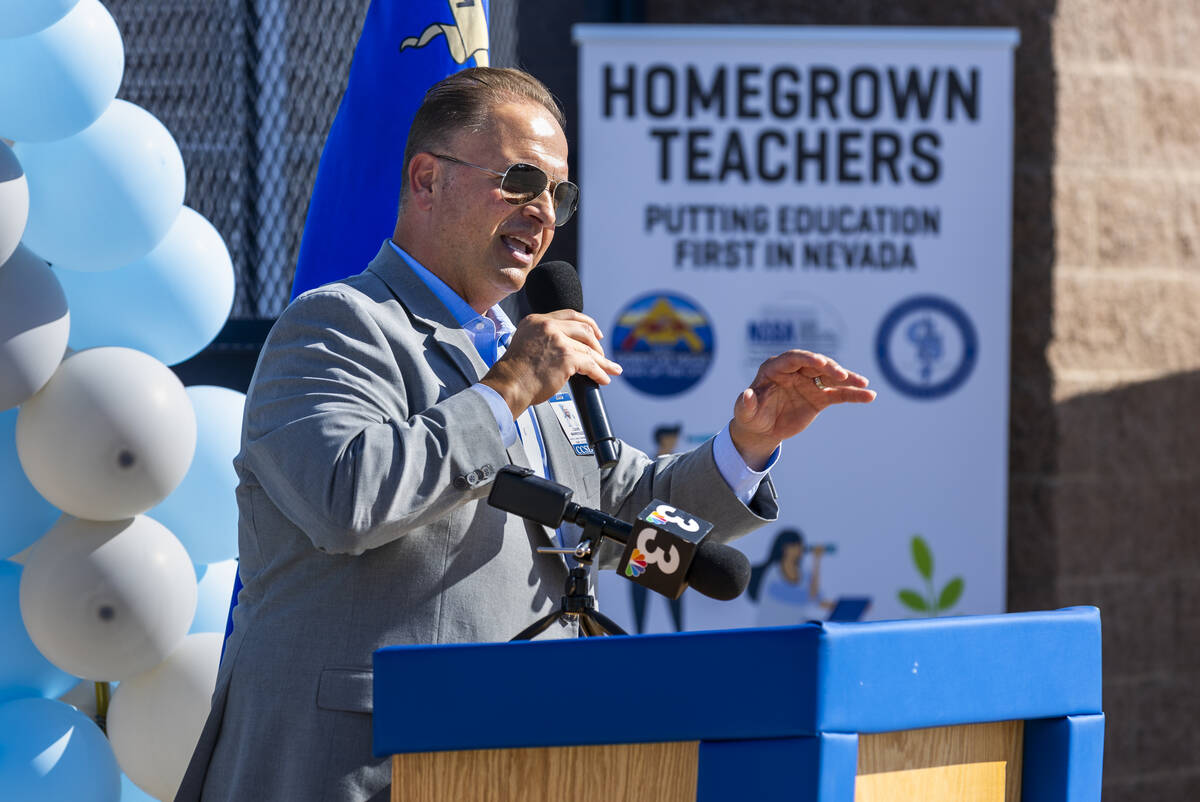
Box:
[549,392,594,456]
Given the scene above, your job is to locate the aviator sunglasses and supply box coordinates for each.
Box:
[432,153,579,226]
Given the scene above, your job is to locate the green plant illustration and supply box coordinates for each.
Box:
[898,534,964,617]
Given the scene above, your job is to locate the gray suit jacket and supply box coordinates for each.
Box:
[176,243,777,802]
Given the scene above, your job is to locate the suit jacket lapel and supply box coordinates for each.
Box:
[365,242,487,389]
[534,401,575,486]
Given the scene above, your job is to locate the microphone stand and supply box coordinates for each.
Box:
[510,518,628,640]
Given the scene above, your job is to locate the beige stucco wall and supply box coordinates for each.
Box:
[1047,2,1200,798]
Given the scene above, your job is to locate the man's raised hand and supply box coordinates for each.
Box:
[729,350,876,470]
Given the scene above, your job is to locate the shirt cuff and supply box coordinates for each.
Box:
[468,384,518,447]
[712,425,779,505]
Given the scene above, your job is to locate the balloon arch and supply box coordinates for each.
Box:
[2,2,243,798]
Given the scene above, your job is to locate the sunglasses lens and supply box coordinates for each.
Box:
[499,164,548,203]
[500,163,579,226]
[552,182,579,225]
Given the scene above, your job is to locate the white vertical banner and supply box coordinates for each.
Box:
[575,25,1019,633]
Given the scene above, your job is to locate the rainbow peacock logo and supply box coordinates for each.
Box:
[625,548,648,578]
[645,509,672,527]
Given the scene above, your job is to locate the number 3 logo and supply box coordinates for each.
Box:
[635,527,681,575]
[653,504,699,533]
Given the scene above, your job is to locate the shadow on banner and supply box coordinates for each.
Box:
[289,0,491,300]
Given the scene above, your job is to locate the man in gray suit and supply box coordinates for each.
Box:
[177,68,875,802]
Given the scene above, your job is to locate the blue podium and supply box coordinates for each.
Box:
[374,606,1103,801]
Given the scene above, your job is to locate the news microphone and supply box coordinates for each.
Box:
[488,465,750,602]
[523,261,620,469]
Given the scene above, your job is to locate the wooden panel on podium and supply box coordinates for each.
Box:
[391,741,699,802]
[857,721,1023,802]
[390,722,1024,802]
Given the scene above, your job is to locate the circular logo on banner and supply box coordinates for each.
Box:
[875,295,978,400]
[612,292,715,397]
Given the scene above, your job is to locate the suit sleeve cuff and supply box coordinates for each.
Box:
[468,383,518,447]
[712,425,779,505]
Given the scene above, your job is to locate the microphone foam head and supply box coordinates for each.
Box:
[688,540,752,601]
[524,260,583,313]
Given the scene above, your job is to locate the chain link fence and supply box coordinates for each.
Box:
[108,0,517,320]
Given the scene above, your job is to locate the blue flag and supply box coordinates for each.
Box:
[289,0,491,299]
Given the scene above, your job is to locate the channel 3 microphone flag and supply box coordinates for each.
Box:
[289,0,491,298]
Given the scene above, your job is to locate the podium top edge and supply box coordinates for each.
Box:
[374,606,1099,657]
[819,604,1100,638]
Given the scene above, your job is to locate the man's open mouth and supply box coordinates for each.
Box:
[501,234,535,255]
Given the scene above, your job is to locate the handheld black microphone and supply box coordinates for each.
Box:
[523,261,620,469]
[488,465,751,602]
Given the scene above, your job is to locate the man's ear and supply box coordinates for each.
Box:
[406,152,439,212]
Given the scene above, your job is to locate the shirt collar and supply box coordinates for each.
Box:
[389,240,515,364]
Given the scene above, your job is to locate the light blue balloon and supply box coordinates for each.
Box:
[0,561,78,702]
[0,697,120,802]
[54,207,235,365]
[14,99,185,272]
[121,772,158,802]
[0,0,79,38]
[0,0,123,142]
[149,386,244,565]
[0,408,60,559]
[190,558,237,634]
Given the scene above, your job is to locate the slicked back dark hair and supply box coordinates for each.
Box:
[398,67,566,207]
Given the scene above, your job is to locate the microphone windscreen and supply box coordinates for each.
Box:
[524,261,584,313]
[687,540,752,601]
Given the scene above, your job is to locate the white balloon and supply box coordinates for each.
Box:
[14,99,186,271]
[0,0,124,142]
[0,142,27,264]
[19,515,197,681]
[107,632,221,801]
[16,347,197,520]
[0,0,80,38]
[0,244,69,412]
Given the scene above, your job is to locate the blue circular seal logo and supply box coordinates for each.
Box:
[612,292,715,397]
[875,295,978,400]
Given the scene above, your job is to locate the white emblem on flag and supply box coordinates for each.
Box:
[399,0,490,67]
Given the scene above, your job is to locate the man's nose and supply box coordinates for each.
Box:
[523,187,556,227]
